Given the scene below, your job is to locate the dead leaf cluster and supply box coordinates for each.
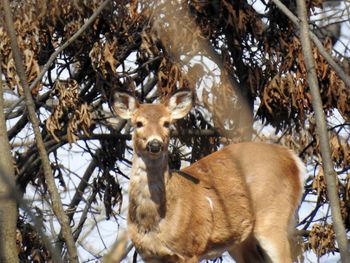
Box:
[89,38,119,77]
[258,37,350,132]
[343,177,350,228]
[329,134,350,168]
[312,167,328,202]
[158,58,187,97]
[0,16,41,94]
[306,223,337,257]
[46,79,92,143]
[16,216,51,263]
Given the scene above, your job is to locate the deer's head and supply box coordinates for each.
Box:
[112,89,193,160]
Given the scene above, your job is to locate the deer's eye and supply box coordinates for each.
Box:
[163,121,170,128]
[136,121,143,128]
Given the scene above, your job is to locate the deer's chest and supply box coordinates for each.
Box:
[128,168,167,231]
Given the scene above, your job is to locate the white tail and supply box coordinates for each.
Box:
[112,89,305,263]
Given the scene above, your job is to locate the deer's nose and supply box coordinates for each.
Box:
[147,139,163,153]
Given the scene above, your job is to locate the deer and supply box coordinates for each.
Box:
[112,88,305,263]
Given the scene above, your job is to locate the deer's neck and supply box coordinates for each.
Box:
[128,153,170,232]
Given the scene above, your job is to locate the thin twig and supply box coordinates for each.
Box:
[72,189,98,242]
[296,0,350,261]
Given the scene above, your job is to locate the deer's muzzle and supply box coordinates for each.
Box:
[147,139,163,153]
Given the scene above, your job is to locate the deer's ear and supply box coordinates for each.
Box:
[112,92,139,119]
[166,89,193,119]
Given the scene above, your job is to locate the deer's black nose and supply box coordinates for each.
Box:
[147,139,162,153]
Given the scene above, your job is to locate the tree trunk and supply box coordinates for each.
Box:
[0,60,18,262]
[297,0,350,261]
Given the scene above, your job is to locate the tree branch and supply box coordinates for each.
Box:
[272,0,350,88]
[72,188,98,242]
[57,154,98,251]
[296,0,350,261]
[103,231,132,263]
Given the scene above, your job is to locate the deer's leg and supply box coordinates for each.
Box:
[228,235,265,263]
[255,229,292,263]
